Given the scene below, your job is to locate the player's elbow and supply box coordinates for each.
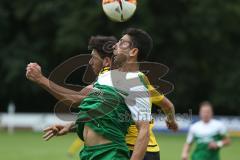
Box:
[72,97,82,106]
[160,97,174,110]
[168,101,174,110]
[71,94,88,107]
[166,99,174,109]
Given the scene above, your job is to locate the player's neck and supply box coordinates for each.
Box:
[202,119,211,124]
[118,62,139,72]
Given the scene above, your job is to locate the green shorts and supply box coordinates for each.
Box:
[79,143,130,160]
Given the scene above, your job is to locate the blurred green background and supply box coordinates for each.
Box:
[1,1,240,113]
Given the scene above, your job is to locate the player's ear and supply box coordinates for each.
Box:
[129,48,138,58]
[103,57,111,67]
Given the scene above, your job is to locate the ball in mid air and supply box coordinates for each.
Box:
[102,0,137,22]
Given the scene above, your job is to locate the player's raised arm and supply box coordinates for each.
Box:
[157,97,178,131]
[26,62,92,107]
[142,74,178,131]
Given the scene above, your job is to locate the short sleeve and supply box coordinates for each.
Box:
[186,126,195,144]
[149,84,165,105]
[139,72,165,105]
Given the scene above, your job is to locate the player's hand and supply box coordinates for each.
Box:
[26,62,44,83]
[181,153,189,160]
[42,124,70,141]
[208,141,219,150]
[166,119,178,132]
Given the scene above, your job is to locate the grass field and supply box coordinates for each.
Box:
[0,131,238,160]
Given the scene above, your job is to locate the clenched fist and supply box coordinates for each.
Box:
[166,119,179,132]
[26,62,44,83]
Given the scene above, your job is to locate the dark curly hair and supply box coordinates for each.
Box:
[88,36,117,59]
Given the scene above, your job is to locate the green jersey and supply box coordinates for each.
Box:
[76,69,151,159]
[186,119,227,160]
[76,83,133,145]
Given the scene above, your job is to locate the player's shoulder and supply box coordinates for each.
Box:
[108,70,145,79]
[138,71,145,77]
[137,72,151,87]
[190,121,203,130]
[138,72,151,81]
[128,71,146,79]
[211,119,224,127]
[192,120,202,126]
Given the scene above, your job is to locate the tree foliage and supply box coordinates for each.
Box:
[0,0,240,115]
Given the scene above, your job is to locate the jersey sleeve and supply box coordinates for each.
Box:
[149,84,165,106]
[186,126,195,144]
[140,73,165,106]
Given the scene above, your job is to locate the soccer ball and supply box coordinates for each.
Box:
[102,0,137,22]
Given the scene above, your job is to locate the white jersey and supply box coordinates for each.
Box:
[186,119,227,144]
[96,69,151,122]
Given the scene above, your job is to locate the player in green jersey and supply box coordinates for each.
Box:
[181,101,231,160]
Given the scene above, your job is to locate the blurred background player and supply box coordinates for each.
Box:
[181,101,231,160]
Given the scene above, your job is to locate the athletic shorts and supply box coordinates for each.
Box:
[80,143,130,160]
[129,150,160,160]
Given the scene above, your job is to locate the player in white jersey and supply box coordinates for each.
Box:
[181,101,231,160]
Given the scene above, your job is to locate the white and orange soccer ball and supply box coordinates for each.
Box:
[102,0,137,22]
